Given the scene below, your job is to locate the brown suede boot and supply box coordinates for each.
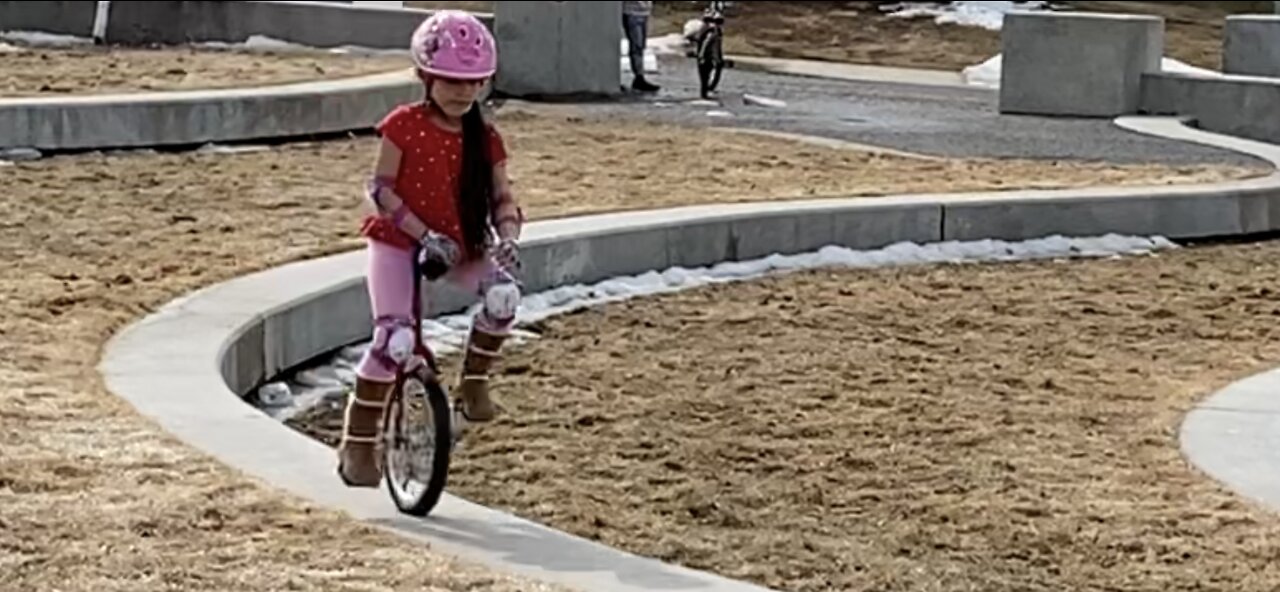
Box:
[336,377,393,487]
[456,325,509,422]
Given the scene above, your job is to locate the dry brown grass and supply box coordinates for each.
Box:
[0,45,406,96]
[0,109,1265,590]
[649,1,1260,72]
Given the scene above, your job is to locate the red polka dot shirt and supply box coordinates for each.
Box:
[361,102,508,255]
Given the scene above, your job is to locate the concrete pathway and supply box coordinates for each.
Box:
[1181,368,1280,511]
[730,54,967,88]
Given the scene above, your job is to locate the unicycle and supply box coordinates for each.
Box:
[380,246,465,517]
[695,1,727,99]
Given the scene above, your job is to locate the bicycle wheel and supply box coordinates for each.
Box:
[707,31,724,93]
[697,29,724,97]
[383,366,454,516]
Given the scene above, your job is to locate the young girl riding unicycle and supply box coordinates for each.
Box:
[338,10,524,487]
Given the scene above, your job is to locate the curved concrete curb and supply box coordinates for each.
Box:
[100,117,1280,591]
[729,55,969,89]
[0,69,420,152]
[1181,368,1280,511]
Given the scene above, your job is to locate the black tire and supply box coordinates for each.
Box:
[708,61,724,93]
[696,29,724,97]
[708,31,724,93]
[383,367,453,516]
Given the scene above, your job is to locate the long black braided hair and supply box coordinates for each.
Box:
[456,102,493,257]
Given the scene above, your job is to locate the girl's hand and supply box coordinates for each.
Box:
[420,230,461,268]
[491,238,520,271]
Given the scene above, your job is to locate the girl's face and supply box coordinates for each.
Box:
[427,74,487,118]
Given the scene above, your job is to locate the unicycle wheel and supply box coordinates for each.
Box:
[383,367,454,516]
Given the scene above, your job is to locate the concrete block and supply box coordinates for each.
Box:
[1190,77,1280,146]
[1141,72,1280,146]
[1237,188,1280,235]
[789,210,838,254]
[221,321,266,397]
[942,193,1247,243]
[1224,15,1280,78]
[730,214,801,261]
[829,203,942,250]
[0,0,96,37]
[578,226,670,284]
[494,0,622,98]
[999,12,1164,117]
[666,220,734,269]
[663,204,943,267]
[104,0,471,49]
[263,283,370,380]
[1137,71,1193,116]
[510,241,554,294]
[529,227,669,290]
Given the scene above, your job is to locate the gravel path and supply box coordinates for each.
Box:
[551,56,1266,169]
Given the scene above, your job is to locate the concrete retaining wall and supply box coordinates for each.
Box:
[1141,72,1280,146]
[221,176,1280,395]
[996,11,1280,147]
[999,11,1164,117]
[0,0,96,37]
[103,0,488,48]
[1224,15,1280,78]
[0,70,421,151]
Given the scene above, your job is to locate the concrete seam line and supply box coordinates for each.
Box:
[99,116,1280,592]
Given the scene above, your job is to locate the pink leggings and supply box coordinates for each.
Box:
[355,239,513,382]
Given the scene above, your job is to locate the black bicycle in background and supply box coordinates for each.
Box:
[694,0,729,99]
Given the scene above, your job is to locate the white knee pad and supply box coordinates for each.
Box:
[482,281,521,323]
[372,320,416,367]
[386,325,416,365]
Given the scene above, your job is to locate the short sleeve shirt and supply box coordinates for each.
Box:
[361,103,508,253]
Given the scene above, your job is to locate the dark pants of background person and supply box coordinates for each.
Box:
[623,13,659,91]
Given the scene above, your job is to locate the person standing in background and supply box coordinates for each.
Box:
[623,0,661,92]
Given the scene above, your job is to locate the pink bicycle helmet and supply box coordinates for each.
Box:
[410,10,497,80]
